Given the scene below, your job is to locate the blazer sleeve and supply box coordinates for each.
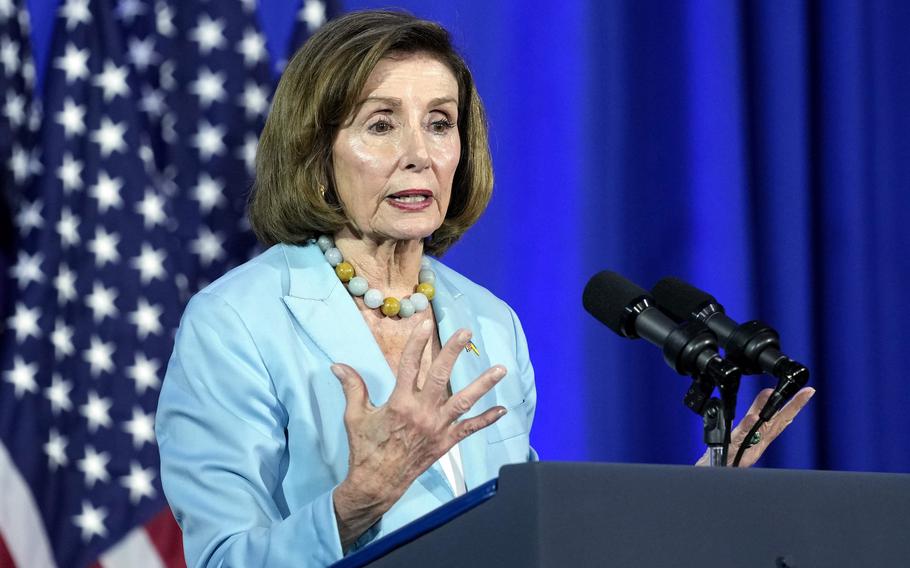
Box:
[508,305,539,462]
[155,292,344,568]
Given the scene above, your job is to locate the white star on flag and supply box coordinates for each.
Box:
[4,91,26,126]
[302,0,327,31]
[85,281,119,323]
[126,352,161,394]
[121,461,156,504]
[78,446,112,486]
[192,172,226,213]
[54,42,90,82]
[123,407,155,449]
[192,120,227,160]
[92,60,130,101]
[191,226,226,266]
[14,199,44,234]
[56,97,87,137]
[127,36,157,71]
[10,250,44,288]
[240,81,269,119]
[238,133,258,175]
[130,244,166,283]
[57,208,81,247]
[0,35,19,73]
[135,189,166,228]
[237,28,267,66]
[59,0,92,30]
[89,170,124,212]
[45,373,74,413]
[190,14,226,54]
[54,264,78,304]
[57,153,85,192]
[73,501,108,542]
[128,298,164,338]
[44,429,69,470]
[87,227,121,266]
[82,337,116,377]
[50,320,76,360]
[115,0,145,23]
[5,356,39,398]
[90,117,128,157]
[7,302,42,342]
[80,392,114,431]
[189,68,227,108]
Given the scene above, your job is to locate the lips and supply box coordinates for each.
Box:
[386,189,433,211]
[388,189,432,199]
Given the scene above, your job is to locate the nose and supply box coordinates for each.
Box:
[400,125,431,171]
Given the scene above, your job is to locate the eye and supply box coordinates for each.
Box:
[368,116,394,134]
[429,118,456,134]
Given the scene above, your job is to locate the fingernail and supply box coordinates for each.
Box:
[330,364,344,379]
[460,329,472,342]
[497,407,507,417]
[494,365,508,380]
[421,320,432,330]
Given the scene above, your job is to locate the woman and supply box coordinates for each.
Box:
[156,10,812,568]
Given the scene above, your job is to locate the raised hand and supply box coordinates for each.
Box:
[331,320,507,549]
[697,387,815,467]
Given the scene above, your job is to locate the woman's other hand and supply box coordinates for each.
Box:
[697,387,815,468]
[330,320,506,549]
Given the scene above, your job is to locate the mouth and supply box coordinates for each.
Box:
[386,189,434,210]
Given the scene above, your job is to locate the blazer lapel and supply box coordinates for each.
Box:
[431,263,495,490]
[280,244,397,407]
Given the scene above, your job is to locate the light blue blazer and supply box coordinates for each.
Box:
[156,242,537,567]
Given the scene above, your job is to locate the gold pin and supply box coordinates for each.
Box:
[465,340,480,357]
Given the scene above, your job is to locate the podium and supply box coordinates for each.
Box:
[337,462,910,567]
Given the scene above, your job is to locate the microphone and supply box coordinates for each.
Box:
[651,277,809,421]
[582,271,740,394]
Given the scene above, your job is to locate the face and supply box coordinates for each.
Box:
[332,52,461,244]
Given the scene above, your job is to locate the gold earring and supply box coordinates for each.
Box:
[319,184,326,199]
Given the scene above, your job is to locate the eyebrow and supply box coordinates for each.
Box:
[359,96,458,109]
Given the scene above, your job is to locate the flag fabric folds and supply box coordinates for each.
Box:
[0,0,335,566]
[1,0,41,324]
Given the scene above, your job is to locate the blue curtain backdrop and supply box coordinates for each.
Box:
[21,0,910,472]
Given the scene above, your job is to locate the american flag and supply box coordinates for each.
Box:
[0,1,335,566]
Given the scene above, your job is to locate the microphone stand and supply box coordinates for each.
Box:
[684,358,742,467]
[702,398,727,467]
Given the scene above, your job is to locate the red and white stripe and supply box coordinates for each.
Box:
[0,442,55,568]
[0,443,185,568]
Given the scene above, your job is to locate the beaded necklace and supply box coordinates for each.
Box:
[316,235,436,318]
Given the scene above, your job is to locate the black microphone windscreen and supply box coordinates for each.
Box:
[582,271,650,335]
[652,277,719,321]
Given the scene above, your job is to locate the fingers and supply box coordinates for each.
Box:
[443,365,508,422]
[731,387,816,467]
[331,363,373,417]
[449,406,507,443]
[729,412,760,448]
[395,320,435,393]
[745,388,774,416]
[422,328,472,400]
[767,387,815,437]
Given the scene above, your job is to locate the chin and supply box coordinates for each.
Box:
[384,219,443,243]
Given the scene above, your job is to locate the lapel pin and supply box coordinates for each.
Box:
[465,340,480,357]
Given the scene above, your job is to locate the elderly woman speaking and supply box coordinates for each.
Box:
[155,9,811,568]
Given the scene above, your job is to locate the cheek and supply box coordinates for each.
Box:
[435,138,461,181]
[346,137,396,174]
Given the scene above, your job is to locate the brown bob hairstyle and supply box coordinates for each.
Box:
[248,10,494,256]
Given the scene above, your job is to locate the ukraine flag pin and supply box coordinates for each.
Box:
[465,340,480,357]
